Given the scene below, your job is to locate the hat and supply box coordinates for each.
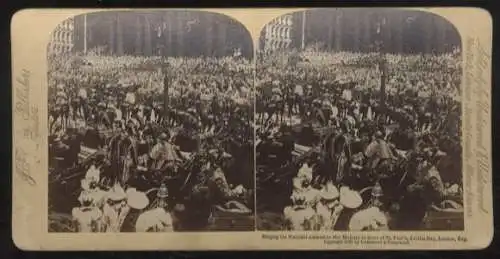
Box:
[297,163,313,183]
[208,148,220,156]
[126,188,149,210]
[320,182,340,200]
[435,150,447,157]
[78,190,93,206]
[290,192,307,208]
[107,183,127,201]
[85,165,100,182]
[158,132,169,141]
[80,178,93,191]
[221,151,232,159]
[339,186,363,209]
[371,181,384,198]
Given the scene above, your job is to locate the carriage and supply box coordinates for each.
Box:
[207,204,254,231]
[256,122,464,231]
[49,127,255,232]
[423,206,464,230]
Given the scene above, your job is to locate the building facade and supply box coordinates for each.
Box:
[48,17,74,55]
[72,11,253,58]
[262,14,294,52]
[298,9,460,54]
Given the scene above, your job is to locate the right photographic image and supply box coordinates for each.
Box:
[255,8,463,231]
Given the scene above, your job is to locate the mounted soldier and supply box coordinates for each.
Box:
[363,130,396,181]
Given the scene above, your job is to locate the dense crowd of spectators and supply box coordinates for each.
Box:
[256,49,463,231]
[48,52,255,232]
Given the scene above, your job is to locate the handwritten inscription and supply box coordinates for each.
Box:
[24,106,41,149]
[463,37,492,216]
[472,39,491,214]
[13,68,41,185]
[14,147,36,186]
[15,69,41,142]
[14,69,30,120]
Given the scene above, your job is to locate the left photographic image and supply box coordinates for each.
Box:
[47,10,255,233]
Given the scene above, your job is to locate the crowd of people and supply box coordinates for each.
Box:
[48,52,255,232]
[256,49,463,231]
[47,45,465,233]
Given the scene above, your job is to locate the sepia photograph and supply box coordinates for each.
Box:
[47,10,255,233]
[10,7,493,250]
[255,8,463,231]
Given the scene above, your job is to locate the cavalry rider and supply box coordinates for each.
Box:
[55,84,70,131]
[311,99,325,125]
[292,83,304,116]
[96,102,112,128]
[266,82,283,124]
[363,130,396,180]
[149,132,184,174]
[75,85,88,121]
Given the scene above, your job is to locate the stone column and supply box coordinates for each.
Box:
[109,16,115,55]
[116,14,124,55]
[334,12,342,52]
[166,13,173,56]
[385,16,392,53]
[436,17,447,53]
[393,13,403,53]
[143,16,152,56]
[353,14,361,51]
[362,14,372,52]
[176,11,185,56]
[217,17,227,56]
[327,15,334,51]
[205,14,213,56]
[135,15,143,55]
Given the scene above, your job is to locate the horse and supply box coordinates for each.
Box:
[286,92,300,118]
[264,98,286,126]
